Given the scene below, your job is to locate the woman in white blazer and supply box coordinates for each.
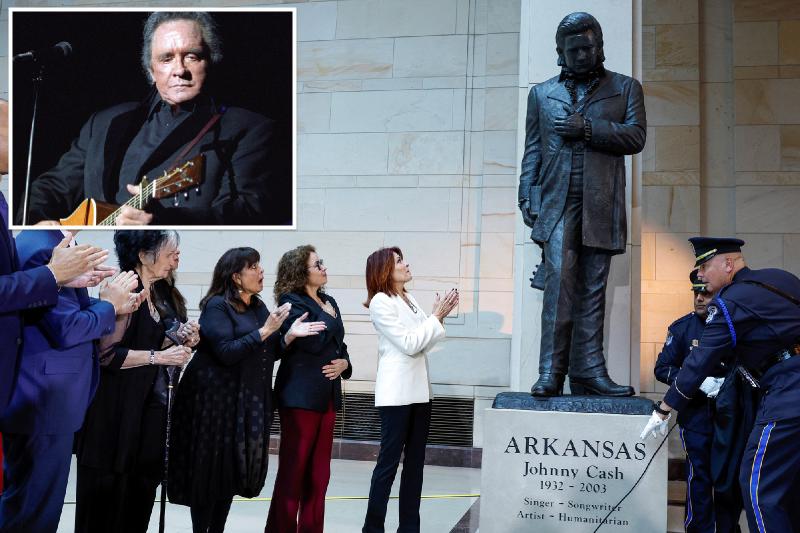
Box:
[362,246,459,533]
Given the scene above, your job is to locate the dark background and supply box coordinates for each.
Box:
[11,10,294,225]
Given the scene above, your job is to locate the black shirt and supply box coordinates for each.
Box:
[115,99,194,204]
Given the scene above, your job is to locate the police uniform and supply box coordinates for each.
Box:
[663,237,800,533]
[654,270,739,533]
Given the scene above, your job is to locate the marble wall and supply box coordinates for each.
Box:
[640,0,800,392]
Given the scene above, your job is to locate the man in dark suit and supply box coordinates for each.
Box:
[518,12,646,396]
[24,11,279,226]
[0,230,141,532]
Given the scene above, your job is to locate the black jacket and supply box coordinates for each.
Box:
[24,93,279,225]
[519,70,646,253]
[665,267,800,424]
[274,292,352,412]
[654,311,728,434]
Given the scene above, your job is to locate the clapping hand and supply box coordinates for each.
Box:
[260,302,292,340]
[285,311,327,344]
[64,264,118,289]
[48,234,110,285]
[432,288,459,322]
[99,271,142,315]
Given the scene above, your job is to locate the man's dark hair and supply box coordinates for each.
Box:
[141,12,223,83]
[555,12,605,67]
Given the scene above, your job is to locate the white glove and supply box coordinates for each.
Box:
[640,411,670,440]
[699,376,724,398]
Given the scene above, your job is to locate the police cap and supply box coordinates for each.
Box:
[689,269,706,293]
[688,236,745,267]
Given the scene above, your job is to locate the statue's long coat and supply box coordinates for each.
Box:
[519,69,647,254]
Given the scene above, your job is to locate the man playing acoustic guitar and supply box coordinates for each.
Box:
[24,12,278,227]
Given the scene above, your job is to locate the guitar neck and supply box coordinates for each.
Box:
[97,179,158,226]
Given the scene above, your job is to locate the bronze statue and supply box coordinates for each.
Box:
[518,12,646,397]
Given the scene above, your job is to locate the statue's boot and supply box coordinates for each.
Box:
[569,375,634,397]
[530,373,564,397]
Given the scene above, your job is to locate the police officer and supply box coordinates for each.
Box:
[641,237,800,533]
[654,270,740,533]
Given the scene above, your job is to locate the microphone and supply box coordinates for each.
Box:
[13,41,73,64]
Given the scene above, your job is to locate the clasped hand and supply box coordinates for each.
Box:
[177,321,201,348]
[554,112,585,139]
[322,359,348,380]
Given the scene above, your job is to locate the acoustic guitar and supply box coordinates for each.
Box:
[58,154,205,226]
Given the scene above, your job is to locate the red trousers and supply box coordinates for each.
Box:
[266,403,336,533]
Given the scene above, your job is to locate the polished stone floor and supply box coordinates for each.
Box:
[56,456,481,532]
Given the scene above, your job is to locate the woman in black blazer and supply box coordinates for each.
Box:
[266,244,352,533]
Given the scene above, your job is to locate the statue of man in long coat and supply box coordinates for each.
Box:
[518,12,646,397]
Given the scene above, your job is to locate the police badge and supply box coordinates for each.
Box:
[706,305,718,324]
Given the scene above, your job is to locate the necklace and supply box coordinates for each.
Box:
[147,297,160,323]
[402,294,418,314]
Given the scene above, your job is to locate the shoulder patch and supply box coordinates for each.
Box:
[665,331,673,346]
[705,305,718,324]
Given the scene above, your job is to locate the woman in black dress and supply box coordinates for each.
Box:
[168,247,326,533]
[266,245,352,533]
[74,230,198,533]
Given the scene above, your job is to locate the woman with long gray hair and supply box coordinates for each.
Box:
[74,230,198,533]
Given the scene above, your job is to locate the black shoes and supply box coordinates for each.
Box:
[530,373,564,397]
[569,375,635,397]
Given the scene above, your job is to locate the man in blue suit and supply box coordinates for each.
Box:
[0,99,113,417]
[0,230,140,532]
[0,99,110,500]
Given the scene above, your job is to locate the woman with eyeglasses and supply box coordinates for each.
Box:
[361,246,458,533]
[167,247,325,533]
[266,245,352,533]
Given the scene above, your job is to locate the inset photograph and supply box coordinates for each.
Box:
[10,8,295,229]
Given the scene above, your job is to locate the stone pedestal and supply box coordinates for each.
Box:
[479,393,667,533]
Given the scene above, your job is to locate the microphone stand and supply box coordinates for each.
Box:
[21,65,45,225]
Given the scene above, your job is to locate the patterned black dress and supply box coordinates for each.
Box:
[168,295,280,505]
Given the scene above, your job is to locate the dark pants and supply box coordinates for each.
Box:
[75,404,165,533]
[680,428,742,533]
[363,402,432,533]
[540,168,613,379]
[191,497,233,533]
[739,417,800,533]
[0,432,72,533]
[266,402,336,533]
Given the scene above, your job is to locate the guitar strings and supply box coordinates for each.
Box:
[98,161,193,226]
